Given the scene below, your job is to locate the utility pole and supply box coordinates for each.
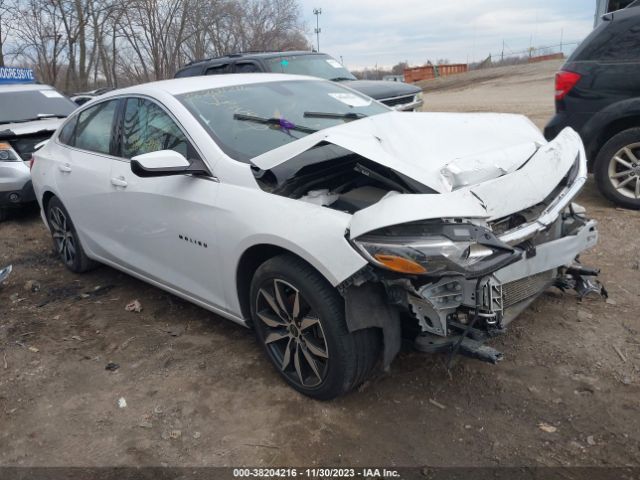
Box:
[501,40,504,62]
[313,8,322,52]
[560,28,564,55]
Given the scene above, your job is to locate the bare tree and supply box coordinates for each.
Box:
[3,0,308,89]
[0,0,12,66]
[240,0,308,52]
[391,61,408,76]
[11,0,67,85]
[117,0,194,81]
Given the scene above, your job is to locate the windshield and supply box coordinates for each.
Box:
[264,54,357,81]
[0,89,76,124]
[178,80,389,162]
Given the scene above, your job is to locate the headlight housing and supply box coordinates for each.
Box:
[414,92,424,104]
[352,220,519,277]
[0,142,20,162]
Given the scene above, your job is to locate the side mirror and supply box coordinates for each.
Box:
[131,150,198,178]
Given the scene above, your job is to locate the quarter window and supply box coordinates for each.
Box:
[582,16,640,61]
[58,116,78,145]
[121,98,193,159]
[74,100,118,155]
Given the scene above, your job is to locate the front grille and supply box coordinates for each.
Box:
[490,201,547,236]
[502,270,555,308]
[381,95,414,108]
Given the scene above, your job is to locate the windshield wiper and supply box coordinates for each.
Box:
[304,111,366,121]
[330,77,354,82]
[233,114,317,134]
[7,114,67,124]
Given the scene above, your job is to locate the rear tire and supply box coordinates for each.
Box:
[594,128,640,210]
[250,254,381,400]
[46,196,98,273]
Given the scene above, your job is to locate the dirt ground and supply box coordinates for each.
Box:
[1,60,640,468]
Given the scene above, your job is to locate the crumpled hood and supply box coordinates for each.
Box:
[348,126,584,238]
[0,118,64,139]
[251,111,547,194]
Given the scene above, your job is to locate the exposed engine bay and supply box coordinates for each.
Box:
[252,143,435,213]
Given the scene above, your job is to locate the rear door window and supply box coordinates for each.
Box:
[205,64,231,75]
[74,100,118,155]
[234,62,261,73]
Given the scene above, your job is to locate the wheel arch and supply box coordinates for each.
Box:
[41,190,56,219]
[586,112,640,168]
[236,243,335,324]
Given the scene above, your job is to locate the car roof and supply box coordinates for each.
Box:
[100,73,320,98]
[183,50,323,68]
[0,83,56,93]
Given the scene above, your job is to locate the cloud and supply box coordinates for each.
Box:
[298,0,594,68]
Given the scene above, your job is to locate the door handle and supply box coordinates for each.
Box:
[58,163,72,173]
[110,176,128,188]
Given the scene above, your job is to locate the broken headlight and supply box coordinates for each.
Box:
[352,221,519,277]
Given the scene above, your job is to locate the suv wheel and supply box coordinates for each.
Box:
[46,196,98,273]
[250,254,381,400]
[594,128,640,210]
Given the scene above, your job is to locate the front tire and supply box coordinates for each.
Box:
[250,254,380,400]
[594,128,640,210]
[46,196,98,273]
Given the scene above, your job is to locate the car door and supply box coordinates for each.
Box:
[109,96,225,308]
[55,99,121,260]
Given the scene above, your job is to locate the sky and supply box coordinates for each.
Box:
[297,0,596,69]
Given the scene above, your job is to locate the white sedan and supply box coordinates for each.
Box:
[32,74,600,399]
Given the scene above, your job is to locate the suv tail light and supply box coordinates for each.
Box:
[555,70,581,101]
[29,155,36,171]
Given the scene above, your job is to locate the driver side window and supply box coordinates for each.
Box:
[121,98,195,160]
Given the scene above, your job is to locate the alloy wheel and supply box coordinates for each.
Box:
[256,279,329,388]
[49,206,76,267]
[608,143,640,200]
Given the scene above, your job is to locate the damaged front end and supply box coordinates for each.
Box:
[343,207,600,367]
[250,112,604,368]
[336,129,603,368]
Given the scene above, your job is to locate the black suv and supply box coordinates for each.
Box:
[545,3,640,209]
[175,51,423,112]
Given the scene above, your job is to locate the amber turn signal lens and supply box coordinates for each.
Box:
[373,254,427,274]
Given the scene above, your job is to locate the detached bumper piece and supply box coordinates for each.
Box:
[415,333,504,364]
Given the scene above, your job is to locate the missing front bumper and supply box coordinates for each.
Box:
[342,212,602,368]
[405,217,599,338]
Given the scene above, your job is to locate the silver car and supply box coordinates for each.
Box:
[0,83,76,220]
